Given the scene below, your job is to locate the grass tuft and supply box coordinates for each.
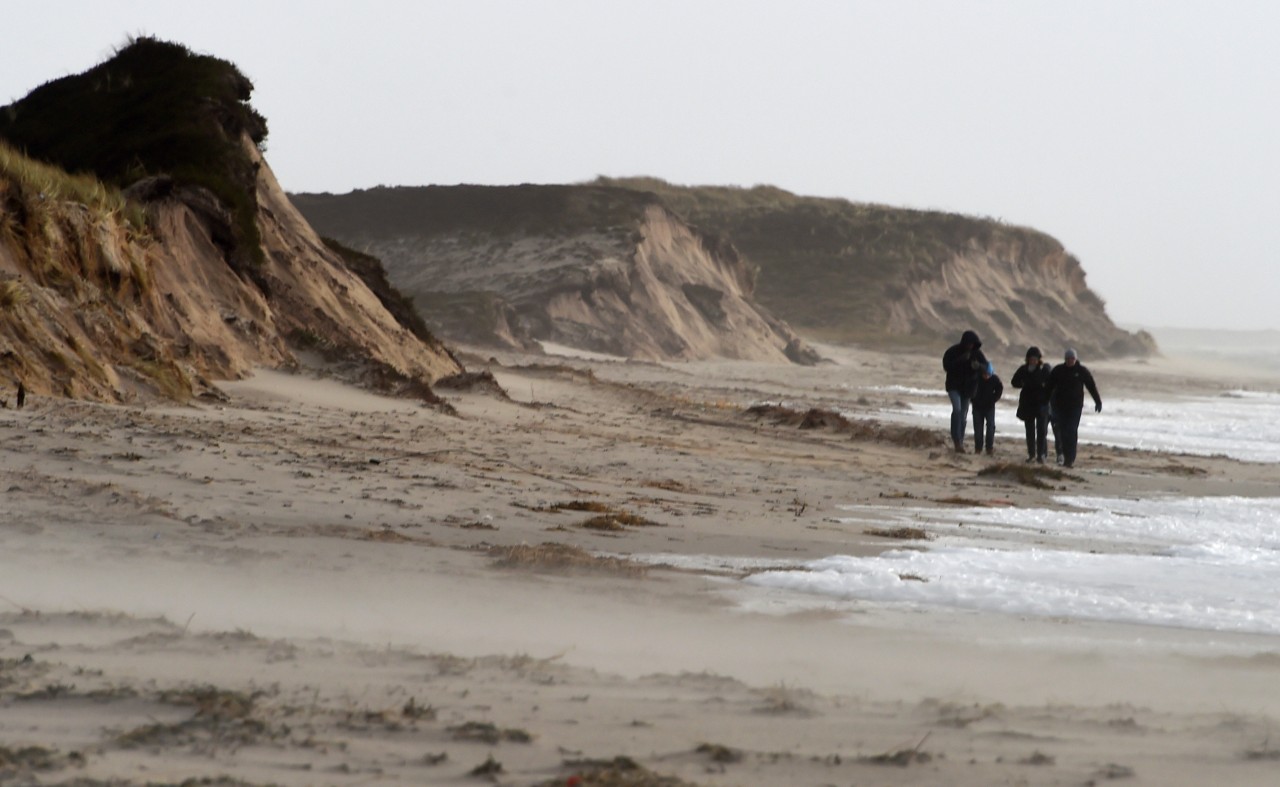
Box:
[0,279,30,309]
[0,141,147,233]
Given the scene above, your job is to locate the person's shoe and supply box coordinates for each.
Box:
[1056,455,1064,466]
[953,440,966,454]
[985,448,994,456]
[1036,455,1046,464]
[1025,455,1036,463]
[1063,462,1074,469]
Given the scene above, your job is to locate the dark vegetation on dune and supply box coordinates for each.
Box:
[0,36,268,272]
[291,184,657,241]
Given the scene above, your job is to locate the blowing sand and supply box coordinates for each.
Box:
[1,344,1279,786]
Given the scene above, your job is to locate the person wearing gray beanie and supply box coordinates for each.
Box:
[1046,348,1102,468]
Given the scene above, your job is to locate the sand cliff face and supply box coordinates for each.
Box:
[0,145,461,403]
[889,237,1156,358]
[594,178,1155,359]
[247,143,460,382]
[295,187,819,364]
[301,179,1154,361]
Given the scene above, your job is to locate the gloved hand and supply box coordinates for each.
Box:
[1095,401,1102,413]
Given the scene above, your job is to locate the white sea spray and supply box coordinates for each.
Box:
[745,495,1280,635]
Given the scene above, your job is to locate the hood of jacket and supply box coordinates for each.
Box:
[961,330,982,348]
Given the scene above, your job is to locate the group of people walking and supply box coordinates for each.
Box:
[943,330,1102,468]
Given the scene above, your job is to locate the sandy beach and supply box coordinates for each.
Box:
[2,344,1279,786]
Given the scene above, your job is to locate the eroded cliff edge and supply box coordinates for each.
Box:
[601,178,1156,358]
[293,185,820,364]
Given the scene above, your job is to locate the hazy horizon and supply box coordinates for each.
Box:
[5,1,1278,332]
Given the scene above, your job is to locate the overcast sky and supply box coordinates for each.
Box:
[6,1,1278,331]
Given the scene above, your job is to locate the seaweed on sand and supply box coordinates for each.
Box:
[488,542,648,576]
[448,720,532,744]
[538,755,705,786]
[977,462,1078,489]
[533,500,661,530]
[744,404,942,449]
[859,733,933,766]
[865,526,931,540]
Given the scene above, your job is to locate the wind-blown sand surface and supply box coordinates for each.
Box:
[1,344,1278,786]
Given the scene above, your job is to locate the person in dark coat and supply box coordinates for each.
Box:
[1046,348,1102,468]
[1011,346,1052,463]
[942,330,988,453]
[971,362,1003,455]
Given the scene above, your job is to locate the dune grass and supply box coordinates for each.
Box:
[0,279,30,310]
[0,142,147,233]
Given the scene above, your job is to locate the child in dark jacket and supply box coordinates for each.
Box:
[971,362,1004,455]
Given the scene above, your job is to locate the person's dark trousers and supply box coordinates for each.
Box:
[1025,406,1049,460]
[948,390,971,448]
[1057,406,1083,466]
[972,405,996,453]
[1049,404,1062,462]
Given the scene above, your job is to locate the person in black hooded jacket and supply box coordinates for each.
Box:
[942,329,988,453]
[1011,346,1052,463]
